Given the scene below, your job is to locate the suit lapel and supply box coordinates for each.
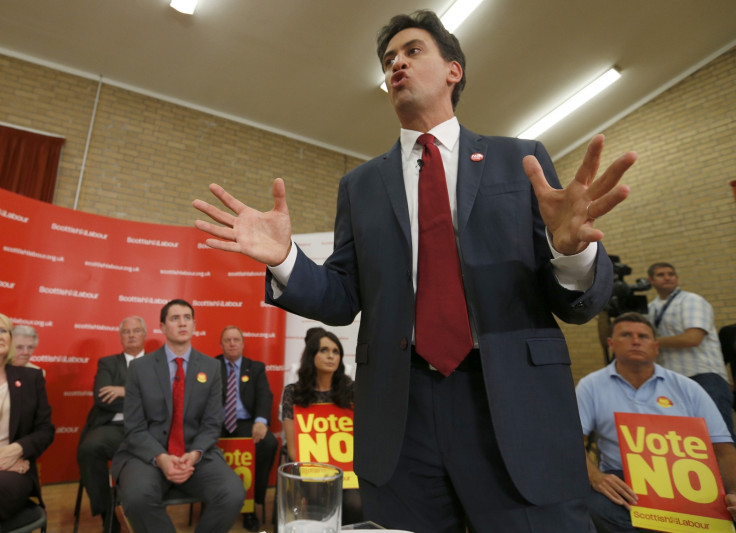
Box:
[183,351,201,415]
[377,141,411,249]
[6,366,21,439]
[153,349,173,416]
[457,126,487,234]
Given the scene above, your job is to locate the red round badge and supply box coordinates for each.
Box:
[470,153,484,162]
[14,380,21,388]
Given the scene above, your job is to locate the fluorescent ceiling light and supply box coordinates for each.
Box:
[379,0,485,91]
[517,68,621,139]
[441,0,484,33]
[170,0,198,15]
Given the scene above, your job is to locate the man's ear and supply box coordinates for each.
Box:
[447,60,462,84]
[607,337,614,350]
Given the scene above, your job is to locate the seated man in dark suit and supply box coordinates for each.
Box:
[216,325,278,532]
[77,315,146,531]
[111,299,244,533]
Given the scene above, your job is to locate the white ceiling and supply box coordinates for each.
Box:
[0,0,734,160]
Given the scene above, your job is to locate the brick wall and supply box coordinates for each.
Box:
[2,47,735,384]
[0,54,364,232]
[553,47,736,383]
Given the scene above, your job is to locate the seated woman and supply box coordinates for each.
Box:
[0,313,54,522]
[281,327,363,525]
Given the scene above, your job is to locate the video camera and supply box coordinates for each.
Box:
[604,255,651,317]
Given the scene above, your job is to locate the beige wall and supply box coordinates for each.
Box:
[2,47,735,383]
[0,54,364,232]
[554,47,736,383]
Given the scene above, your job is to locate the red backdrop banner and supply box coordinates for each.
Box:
[0,187,286,483]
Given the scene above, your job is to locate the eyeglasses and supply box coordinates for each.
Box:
[121,328,144,335]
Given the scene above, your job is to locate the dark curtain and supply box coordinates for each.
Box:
[0,124,65,203]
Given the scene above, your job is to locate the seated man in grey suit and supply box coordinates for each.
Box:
[111,299,244,533]
[77,315,147,531]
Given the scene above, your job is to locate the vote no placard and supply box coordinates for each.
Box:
[217,437,256,513]
[293,403,357,488]
[615,412,735,532]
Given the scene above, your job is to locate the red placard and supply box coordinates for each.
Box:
[0,188,286,482]
[217,438,256,513]
[293,403,357,488]
[615,412,735,532]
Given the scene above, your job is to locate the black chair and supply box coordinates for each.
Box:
[1,500,47,533]
[72,479,84,533]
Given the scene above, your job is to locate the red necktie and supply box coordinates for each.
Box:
[415,133,473,376]
[224,362,238,433]
[168,357,186,456]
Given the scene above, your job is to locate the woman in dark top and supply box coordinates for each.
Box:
[281,327,362,524]
[0,312,54,521]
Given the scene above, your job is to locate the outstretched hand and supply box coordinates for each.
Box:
[523,134,636,255]
[192,179,292,266]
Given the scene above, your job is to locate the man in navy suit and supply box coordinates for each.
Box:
[111,300,244,533]
[77,316,146,530]
[216,325,277,532]
[194,10,637,532]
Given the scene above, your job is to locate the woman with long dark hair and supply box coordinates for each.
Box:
[281,327,362,524]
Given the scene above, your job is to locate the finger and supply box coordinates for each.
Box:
[193,219,236,242]
[573,134,605,187]
[523,156,553,197]
[586,151,637,200]
[272,178,289,215]
[208,183,248,215]
[587,183,631,220]
[192,199,236,228]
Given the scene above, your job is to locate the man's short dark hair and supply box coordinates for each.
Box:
[611,312,656,338]
[376,10,467,110]
[647,262,676,278]
[160,299,194,323]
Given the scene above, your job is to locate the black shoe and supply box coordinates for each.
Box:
[242,512,260,532]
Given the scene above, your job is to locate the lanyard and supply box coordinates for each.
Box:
[654,288,681,328]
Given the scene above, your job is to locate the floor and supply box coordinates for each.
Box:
[40,482,276,532]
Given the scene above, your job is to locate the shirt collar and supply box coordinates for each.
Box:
[399,116,460,160]
[123,350,145,366]
[164,343,191,363]
[225,355,242,372]
[606,359,666,384]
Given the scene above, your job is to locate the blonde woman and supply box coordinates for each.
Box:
[0,313,54,521]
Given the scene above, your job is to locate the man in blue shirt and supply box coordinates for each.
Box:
[577,312,736,532]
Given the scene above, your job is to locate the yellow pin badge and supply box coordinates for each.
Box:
[197,372,207,383]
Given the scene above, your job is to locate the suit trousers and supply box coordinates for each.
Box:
[359,363,596,533]
[117,454,245,533]
[221,419,278,505]
[77,423,124,515]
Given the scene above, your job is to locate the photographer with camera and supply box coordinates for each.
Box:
[647,262,734,439]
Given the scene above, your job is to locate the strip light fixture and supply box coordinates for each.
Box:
[380,0,485,92]
[170,0,198,15]
[517,68,621,139]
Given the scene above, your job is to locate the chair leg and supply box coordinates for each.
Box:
[103,485,117,533]
[73,480,84,533]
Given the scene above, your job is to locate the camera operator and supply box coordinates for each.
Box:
[647,262,735,440]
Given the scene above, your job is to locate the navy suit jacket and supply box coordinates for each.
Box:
[111,347,223,478]
[6,365,54,506]
[215,355,273,423]
[266,128,613,506]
